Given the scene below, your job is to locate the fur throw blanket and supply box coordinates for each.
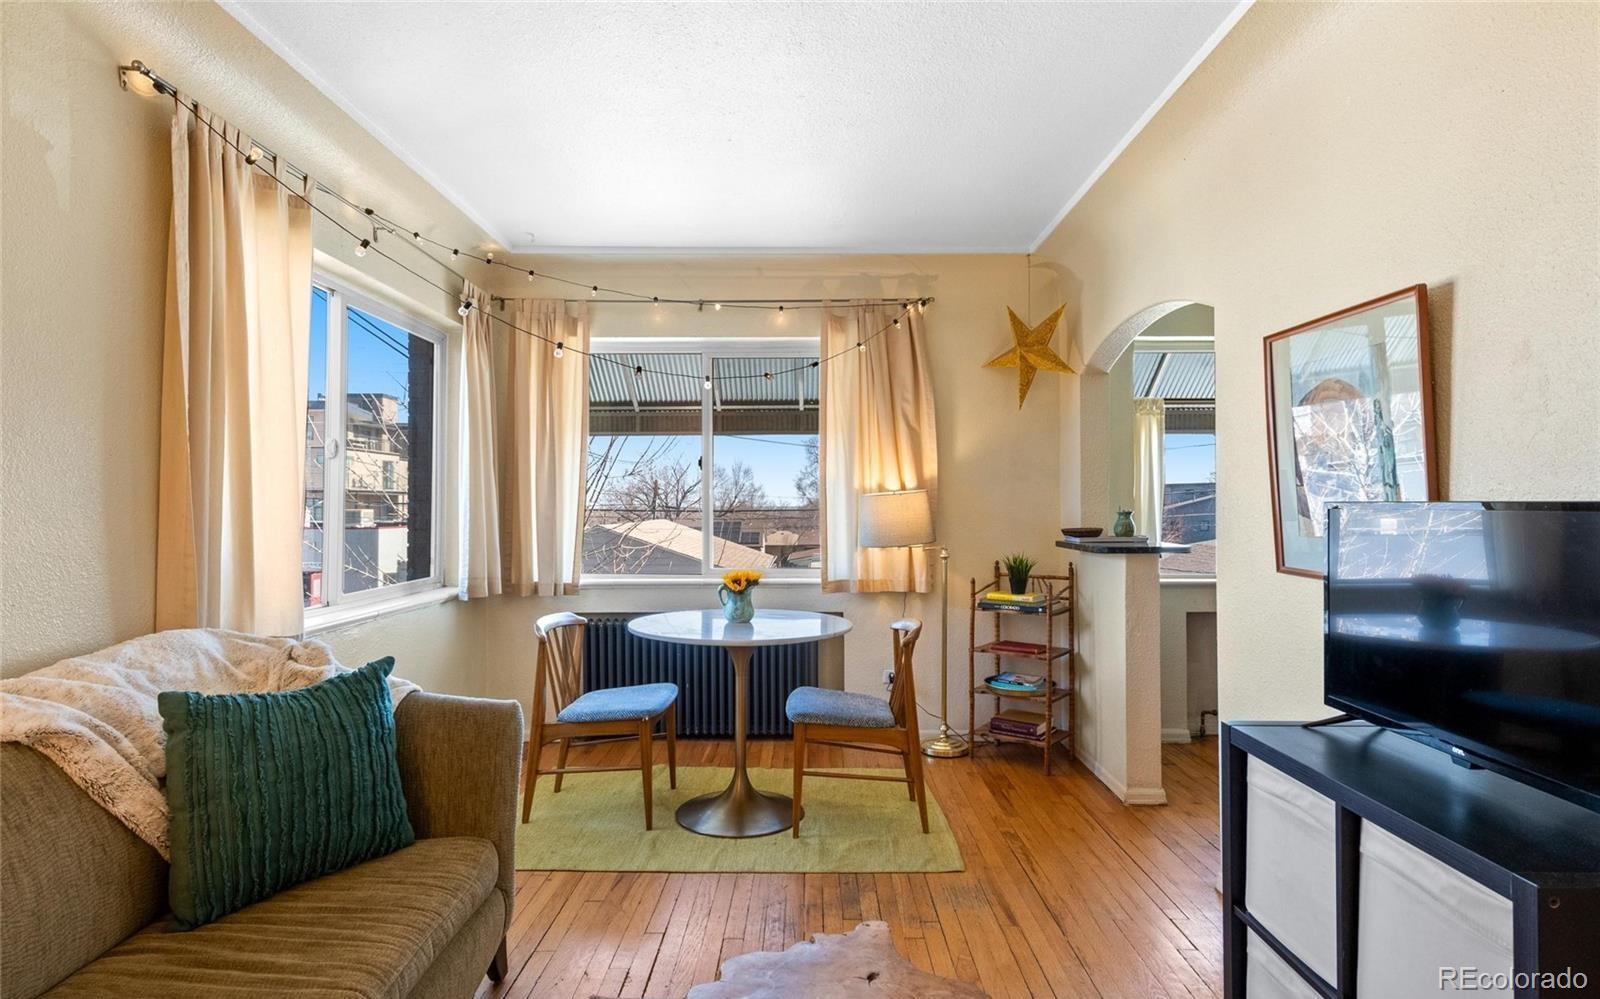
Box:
[0,629,418,859]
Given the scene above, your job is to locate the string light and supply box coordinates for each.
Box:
[713,302,723,311]
[763,371,774,381]
[553,341,564,358]
[527,269,536,282]
[634,365,644,379]
[138,75,929,388]
[893,317,901,328]
[355,238,370,257]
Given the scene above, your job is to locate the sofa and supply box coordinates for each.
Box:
[1,691,522,999]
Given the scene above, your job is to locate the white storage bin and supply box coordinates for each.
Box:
[1245,757,1338,984]
[1357,822,1514,999]
[1247,929,1324,999]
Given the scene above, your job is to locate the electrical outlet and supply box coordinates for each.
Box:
[882,668,895,688]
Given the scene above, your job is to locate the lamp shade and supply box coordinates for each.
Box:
[858,489,935,548]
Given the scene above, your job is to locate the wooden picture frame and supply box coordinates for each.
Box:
[1262,285,1438,578]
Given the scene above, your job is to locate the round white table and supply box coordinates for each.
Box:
[627,609,852,837]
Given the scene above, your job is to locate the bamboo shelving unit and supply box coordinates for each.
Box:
[968,561,1076,774]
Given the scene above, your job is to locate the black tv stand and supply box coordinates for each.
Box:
[1222,721,1600,998]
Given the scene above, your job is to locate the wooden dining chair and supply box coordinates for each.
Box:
[521,612,678,829]
[786,618,928,837]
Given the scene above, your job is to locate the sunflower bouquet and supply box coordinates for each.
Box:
[720,569,763,593]
[717,570,762,623]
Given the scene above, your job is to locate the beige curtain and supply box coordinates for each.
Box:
[460,279,502,598]
[155,103,314,635]
[1134,397,1166,545]
[820,303,939,593]
[503,300,588,595]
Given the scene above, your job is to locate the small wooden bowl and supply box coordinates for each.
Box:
[1060,527,1103,539]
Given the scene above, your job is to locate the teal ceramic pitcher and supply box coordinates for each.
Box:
[718,585,755,624]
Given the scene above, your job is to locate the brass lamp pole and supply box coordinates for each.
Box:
[857,490,969,759]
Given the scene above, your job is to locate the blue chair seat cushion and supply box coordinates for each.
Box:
[556,683,678,723]
[785,686,895,728]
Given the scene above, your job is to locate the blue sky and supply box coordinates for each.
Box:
[310,288,424,421]
[1165,432,1216,485]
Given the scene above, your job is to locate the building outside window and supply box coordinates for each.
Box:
[303,280,446,610]
[583,341,819,578]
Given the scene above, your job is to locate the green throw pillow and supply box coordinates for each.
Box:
[159,656,415,929]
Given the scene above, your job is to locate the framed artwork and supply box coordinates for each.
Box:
[1263,285,1438,577]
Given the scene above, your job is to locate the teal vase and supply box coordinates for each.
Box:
[1113,509,1137,537]
[718,585,755,624]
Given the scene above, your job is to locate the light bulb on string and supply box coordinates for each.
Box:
[703,374,713,392]
[763,371,774,381]
[244,147,263,166]
[355,238,370,258]
[553,341,564,358]
[457,300,471,318]
[634,365,644,380]
[485,253,494,266]
[590,286,598,297]
[893,317,901,328]
[412,231,423,243]
[713,302,722,311]
[451,249,460,259]
[857,341,866,353]
[527,270,536,283]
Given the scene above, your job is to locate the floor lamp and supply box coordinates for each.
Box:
[858,489,970,759]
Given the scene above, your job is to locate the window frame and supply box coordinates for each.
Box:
[1135,335,1218,582]
[583,336,821,583]
[304,273,451,623]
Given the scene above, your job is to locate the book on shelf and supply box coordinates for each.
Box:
[986,639,1048,656]
[977,599,1050,614]
[984,671,1048,692]
[983,590,1049,605]
[1089,535,1150,545]
[988,709,1047,739]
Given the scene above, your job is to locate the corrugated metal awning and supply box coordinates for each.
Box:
[588,351,820,436]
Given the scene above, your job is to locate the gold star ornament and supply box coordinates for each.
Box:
[984,304,1075,408]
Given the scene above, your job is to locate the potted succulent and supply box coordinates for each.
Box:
[717,569,762,623]
[1001,554,1036,595]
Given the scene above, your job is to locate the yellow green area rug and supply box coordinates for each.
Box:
[516,767,963,873]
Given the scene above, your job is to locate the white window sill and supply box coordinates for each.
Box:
[1159,576,1217,586]
[578,575,822,589]
[303,585,459,636]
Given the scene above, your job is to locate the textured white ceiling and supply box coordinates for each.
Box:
[223,1,1247,253]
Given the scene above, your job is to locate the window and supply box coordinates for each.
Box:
[1133,348,1217,578]
[583,340,820,578]
[303,280,447,611]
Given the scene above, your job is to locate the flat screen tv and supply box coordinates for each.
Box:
[1325,501,1600,811]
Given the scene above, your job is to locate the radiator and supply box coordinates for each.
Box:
[582,614,819,737]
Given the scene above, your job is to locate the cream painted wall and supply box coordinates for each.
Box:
[1037,1,1600,723]
[1159,582,1216,738]
[0,2,487,688]
[472,254,1061,731]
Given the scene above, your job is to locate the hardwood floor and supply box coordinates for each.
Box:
[479,736,1222,999]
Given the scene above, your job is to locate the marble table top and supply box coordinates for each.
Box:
[628,609,852,648]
